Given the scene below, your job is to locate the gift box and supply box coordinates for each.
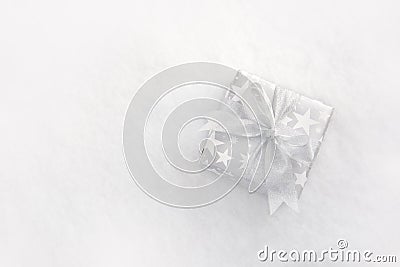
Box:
[199,70,333,214]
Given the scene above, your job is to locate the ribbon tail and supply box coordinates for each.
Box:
[265,149,300,215]
[268,186,299,215]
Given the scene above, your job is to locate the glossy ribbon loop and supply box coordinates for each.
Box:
[227,72,315,212]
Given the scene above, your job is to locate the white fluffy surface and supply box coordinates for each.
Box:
[1,0,400,266]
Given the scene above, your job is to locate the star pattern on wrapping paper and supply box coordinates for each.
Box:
[295,170,308,188]
[208,131,224,146]
[216,149,232,167]
[293,109,319,136]
[202,131,224,154]
[199,120,223,133]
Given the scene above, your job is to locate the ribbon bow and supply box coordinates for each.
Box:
[227,73,314,214]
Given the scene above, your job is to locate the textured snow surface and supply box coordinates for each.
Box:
[1,1,400,266]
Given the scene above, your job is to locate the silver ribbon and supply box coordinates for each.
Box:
[226,72,315,214]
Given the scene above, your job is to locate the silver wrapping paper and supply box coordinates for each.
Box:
[199,70,333,214]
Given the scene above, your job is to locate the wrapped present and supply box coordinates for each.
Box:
[199,71,333,214]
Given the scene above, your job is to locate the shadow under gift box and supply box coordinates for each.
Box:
[199,71,333,197]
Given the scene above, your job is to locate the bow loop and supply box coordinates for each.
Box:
[226,73,314,212]
[206,71,317,213]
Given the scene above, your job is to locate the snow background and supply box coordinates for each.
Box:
[1,0,400,266]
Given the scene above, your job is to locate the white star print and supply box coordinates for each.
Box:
[199,120,223,133]
[216,149,232,167]
[202,131,224,154]
[208,131,224,146]
[293,109,319,135]
[295,170,308,188]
